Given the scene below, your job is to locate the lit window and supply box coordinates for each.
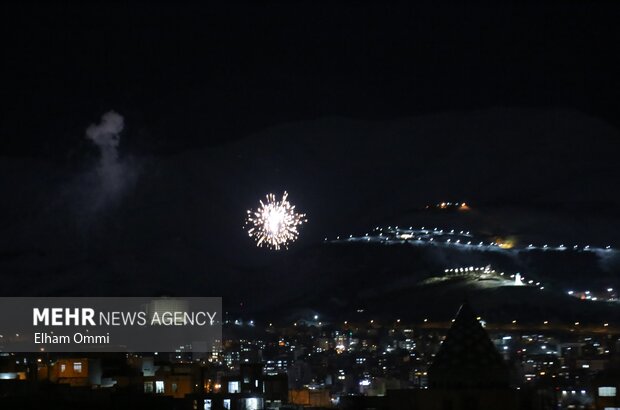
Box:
[228,381,240,393]
[73,362,82,373]
[144,381,154,393]
[155,380,165,394]
[203,399,212,410]
[60,364,66,373]
[599,387,617,397]
[172,383,178,393]
[223,399,231,409]
[244,398,260,410]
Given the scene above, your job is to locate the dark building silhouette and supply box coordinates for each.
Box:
[427,301,510,389]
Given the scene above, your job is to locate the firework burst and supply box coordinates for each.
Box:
[245,191,307,250]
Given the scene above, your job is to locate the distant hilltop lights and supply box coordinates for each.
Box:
[426,201,470,211]
[566,288,617,303]
[437,265,543,289]
[325,225,615,254]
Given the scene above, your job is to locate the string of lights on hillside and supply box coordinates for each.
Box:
[439,266,617,304]
[440,265,543,288]
[566,289,617,302]
[225,314,615,333]
[325,225,616,253]
[427,201,470,211]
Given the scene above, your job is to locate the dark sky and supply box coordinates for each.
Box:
[1,2,619,302]
[3,1,620,159]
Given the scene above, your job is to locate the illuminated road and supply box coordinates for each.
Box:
[341,320,619,335]
[326,226,616,255]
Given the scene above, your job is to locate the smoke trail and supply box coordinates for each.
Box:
[85,111,126,199]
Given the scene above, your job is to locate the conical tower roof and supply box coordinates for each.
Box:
[428,301,510,389]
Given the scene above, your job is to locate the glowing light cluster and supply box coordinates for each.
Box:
[327,225,615,253]
[245,191,307,250]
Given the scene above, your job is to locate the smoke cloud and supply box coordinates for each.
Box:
[80,109,142,215]
[86,111,125,197]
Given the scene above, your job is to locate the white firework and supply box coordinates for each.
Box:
[245,191,307,250]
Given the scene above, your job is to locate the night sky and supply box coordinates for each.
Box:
[4,2,620,156]
[1,2,619,307]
